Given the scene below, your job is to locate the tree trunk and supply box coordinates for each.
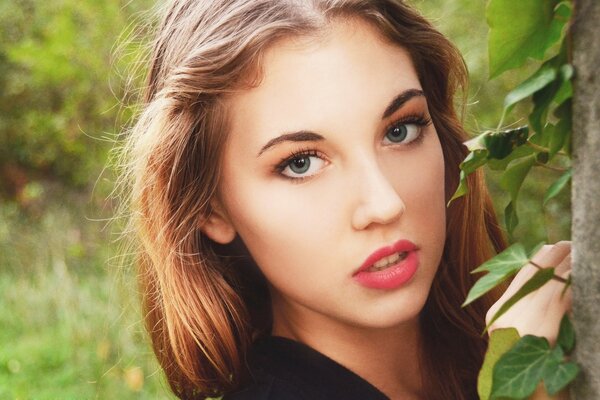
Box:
[571,0,600,398]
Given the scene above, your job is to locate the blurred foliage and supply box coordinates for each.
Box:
[0,0,146,204]
[0,0,176,397]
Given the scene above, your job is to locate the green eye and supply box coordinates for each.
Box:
[289,156,311,174]
[385,124,408,143]
[278,151,326,180]
[383,122,422,145]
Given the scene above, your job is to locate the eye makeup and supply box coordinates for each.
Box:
[271,111,433,183]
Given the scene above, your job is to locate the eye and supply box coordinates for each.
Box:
[383,122,421,145]
[277,150,327,180]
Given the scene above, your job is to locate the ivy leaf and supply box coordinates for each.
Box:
[500,155,536,234]
[464,132,489,151]
[504,202,519,237]
[450,126,532,204]
[462,149,489,172]
[448,149,488,204]
[553,99,573,157]
[449,170,469,205]
[543,361,579,395]
[488,145,535,172]
[463,243,528,306]
[487,0,569,78]
[503,64,557,115]
[501,155,536,201]
[483,127,529,160]
[557,314,575,353]
[529,62,572,136]
[543,169,572,206]
[491,334,579,399]
[478,328,521,400]
[490,335,555,399]
[553,64,574,105]
[485,268,555,332]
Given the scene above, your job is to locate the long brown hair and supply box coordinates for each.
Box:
[120,0,506,398]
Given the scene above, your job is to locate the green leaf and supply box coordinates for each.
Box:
[553,99,573,157]
[557,314,575,353]
[463,243,528,306]
[491,333,578,399]
[543,169,572,206]
[501,155,536,202]
[464,132,489,151]
[504,201,519,237]
[487,0,569,78]
[449,170,469,205]
[490,335,553,399]
[503,64,557,115]
[485,268,555,331]
[462,149,489,173]
[484,127,530,160]
[553,64,574,105]
[473,243,529,274]
[478,328,521,400]
[448,149,488,205]
[543,361,579,395]
[488,145,535,171]
[529,62,572,136]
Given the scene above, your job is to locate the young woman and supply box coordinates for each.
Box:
[121,0,572,399]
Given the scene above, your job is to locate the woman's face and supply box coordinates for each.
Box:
[216,20,446,332]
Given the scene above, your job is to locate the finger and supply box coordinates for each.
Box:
[531,242,570,269]
[554,253,571,276]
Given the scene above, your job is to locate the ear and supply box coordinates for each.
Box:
[199,201,236,245]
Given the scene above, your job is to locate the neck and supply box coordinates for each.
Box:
[271,302,425,400]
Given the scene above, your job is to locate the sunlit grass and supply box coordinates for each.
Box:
[0,193,176,399]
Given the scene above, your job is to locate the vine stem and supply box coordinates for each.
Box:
[535,162,568,172]
[529,260,569,283]
[526,141,570,158]
[527,141,549,152]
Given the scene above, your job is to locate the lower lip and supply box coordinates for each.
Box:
[353,251,419,290]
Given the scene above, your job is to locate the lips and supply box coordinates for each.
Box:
[368,251,409,271]
[353,239,420,290]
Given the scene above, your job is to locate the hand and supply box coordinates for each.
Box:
[486,241,572,345]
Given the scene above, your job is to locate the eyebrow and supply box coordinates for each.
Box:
[257,88,425,157]
[257,131,324,157]
[381,88,425,119]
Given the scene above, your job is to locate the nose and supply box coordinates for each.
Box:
[351,157,405,231]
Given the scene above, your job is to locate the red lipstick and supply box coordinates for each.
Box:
[353,239,419,290]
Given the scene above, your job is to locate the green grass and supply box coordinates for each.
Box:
[0,192,176,399]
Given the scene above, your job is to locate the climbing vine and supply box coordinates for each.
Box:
[453,0,577,398]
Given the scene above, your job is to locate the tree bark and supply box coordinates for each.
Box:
[571,0,600,398]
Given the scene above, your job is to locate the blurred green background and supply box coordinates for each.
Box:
[0,0,570,399]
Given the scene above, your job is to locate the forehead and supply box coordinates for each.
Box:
[226,19,421,144]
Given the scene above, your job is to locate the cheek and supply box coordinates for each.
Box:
[220,174,333,273]
[384,135,447,245]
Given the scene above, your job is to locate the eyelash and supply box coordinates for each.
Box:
[274,113,433,183]
[274,147,325,183]
[384,113,432,147]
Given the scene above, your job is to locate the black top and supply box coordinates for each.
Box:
[223,336,389,400]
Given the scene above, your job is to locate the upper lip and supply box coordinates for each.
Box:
[354,239,418,275]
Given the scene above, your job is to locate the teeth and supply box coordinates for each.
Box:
[369,251,408,271]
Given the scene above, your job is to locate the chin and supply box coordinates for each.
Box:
[348,294,429,330]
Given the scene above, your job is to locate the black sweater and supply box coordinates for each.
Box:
[223,336,390,400]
